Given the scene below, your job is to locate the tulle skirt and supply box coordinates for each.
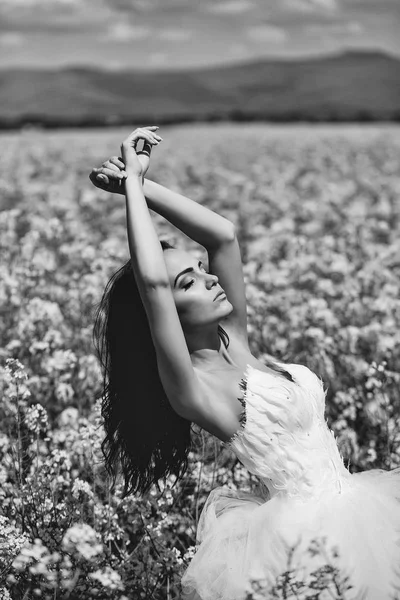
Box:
[180,467,400,600]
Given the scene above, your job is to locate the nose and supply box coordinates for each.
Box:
[206,273,218,288]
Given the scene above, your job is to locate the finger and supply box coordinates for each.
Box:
[97,167,123,180]
[102,160,121,173]
[100,166,125,180]
[137,130,160,144]
[102,159,125,178]
[92,176,108,190]
[137,150,151,159]
[129,128,161,145]
[128,127,159,141]
[90,170,104,186]
[96,174,109,185]
[145,130,163,141]
[137,141,152,158]
[136,138,155,152]
[121,129,160,155]
[109,156,126,169]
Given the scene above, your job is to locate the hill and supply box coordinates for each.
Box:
[0,50,399,127]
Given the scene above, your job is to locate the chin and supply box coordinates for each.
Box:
[222,300,233,313]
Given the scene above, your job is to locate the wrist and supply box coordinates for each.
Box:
[125,169,143,182]
[124,172,143,195]
[142,177,154,193]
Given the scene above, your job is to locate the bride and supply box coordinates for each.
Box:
[90,126,400,600]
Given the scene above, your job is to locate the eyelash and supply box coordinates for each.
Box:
[183,267,208,291]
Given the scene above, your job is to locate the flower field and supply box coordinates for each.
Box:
[1,123,400,599]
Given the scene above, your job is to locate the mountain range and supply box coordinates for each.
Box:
[0,50,399,127]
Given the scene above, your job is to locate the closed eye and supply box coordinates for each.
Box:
[183,279,195,291]
[182,263,209,291]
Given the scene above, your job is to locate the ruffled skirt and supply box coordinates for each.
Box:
[180,467,400,600]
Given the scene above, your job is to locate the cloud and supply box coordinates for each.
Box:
[205,0,255,15]
[346,22,364,34]
[228,42,251,60]
[147,52,168,67]
[104,23,151,42]
[283,0,337,13]
[246,24,288,44]
[105,0,160,13]
[309,0,337,9]
[0,31,24,45]
[305,21,364,35]
[159,29,192,42]
[102,60,126,71]
[0,0,83,5]
[0,0,107,34]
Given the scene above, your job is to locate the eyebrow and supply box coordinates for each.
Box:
[174,261,203,288]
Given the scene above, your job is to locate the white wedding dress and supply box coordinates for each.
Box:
[180,362,400,600]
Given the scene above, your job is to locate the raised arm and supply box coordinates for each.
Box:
[118,127,207,420]
[90,158,234,246]
[142,178,250,343]
[142,178,234,248]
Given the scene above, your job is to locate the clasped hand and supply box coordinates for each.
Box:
[89,125,162,194]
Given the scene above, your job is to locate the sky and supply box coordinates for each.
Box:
[0,0,399,70]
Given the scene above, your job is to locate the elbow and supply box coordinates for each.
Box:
[206,222,236,251]
[216,221,237,245]
[227,222,237,242]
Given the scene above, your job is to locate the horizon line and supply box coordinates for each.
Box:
[0,48,398,73]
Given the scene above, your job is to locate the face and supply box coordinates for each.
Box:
[163,249,232,331]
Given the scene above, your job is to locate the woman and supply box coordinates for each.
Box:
[90,126,400,600]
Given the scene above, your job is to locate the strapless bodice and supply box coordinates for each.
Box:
[222,363,352,500]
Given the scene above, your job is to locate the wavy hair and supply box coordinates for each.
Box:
[92,240,230,497]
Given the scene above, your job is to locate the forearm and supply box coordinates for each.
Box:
[142,178,235,249]
[125,174,169,286]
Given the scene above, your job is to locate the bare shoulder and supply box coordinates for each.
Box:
[189,327,252,443]
[188,324,286,442]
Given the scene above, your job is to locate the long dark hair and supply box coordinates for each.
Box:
[93,240,230,497]
[93,240,293,497]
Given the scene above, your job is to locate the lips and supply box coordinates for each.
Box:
[214,290,226,301]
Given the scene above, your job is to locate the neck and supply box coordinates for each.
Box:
[188,328,235,371]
